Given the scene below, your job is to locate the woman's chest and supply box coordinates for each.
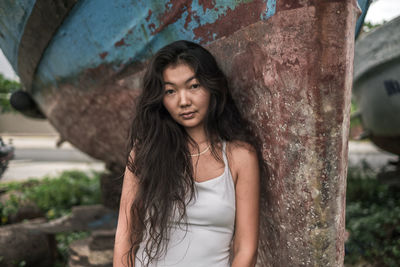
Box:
[191,152,238,185]
[184,181,236,229]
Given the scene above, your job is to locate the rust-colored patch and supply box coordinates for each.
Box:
[99,52,108,59]
[114,38,126,47]
[193,1,267,43]
[41,62,144,169]
[148,23,156,31]
[149,0,269,40]
[198,0,216,13]
[152,0,190,35]
[79,64,115,86]
[146,9,152,22]
[276,0,315,12]
[184,4,194,29]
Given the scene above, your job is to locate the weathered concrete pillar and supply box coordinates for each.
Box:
[208,1,360,266]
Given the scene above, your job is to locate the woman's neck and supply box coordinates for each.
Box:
[186,127,210,151]
[186,127,207,143]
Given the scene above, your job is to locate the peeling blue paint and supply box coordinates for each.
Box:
[0,0,277,92]
[32,0,277,90]
[0,0,370,89]
[263,0,276,20]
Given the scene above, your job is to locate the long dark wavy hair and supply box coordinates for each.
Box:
[124,40,266,266]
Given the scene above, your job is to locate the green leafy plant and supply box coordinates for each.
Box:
[0,73,20,113]
[345,164,400,267]
[0,170,102,265]
[0,170,101,224]
[0,193,20,224]
[55,231,91,265]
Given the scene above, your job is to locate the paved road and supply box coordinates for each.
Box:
[1,135,105,183]
[0,135,398,183]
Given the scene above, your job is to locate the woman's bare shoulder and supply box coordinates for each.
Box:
[225,140,259,182]
[226,140,257,159]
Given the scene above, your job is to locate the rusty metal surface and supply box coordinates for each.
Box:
[27,0,276,165]
[28,0,276,100]
[38,1,358,265]
[208,1,359,265]
[43,1,357,265]
[17,0,78,91]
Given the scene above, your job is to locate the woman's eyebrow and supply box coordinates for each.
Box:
[163,76,197,86]
[185,76,196,83]
[163,81,175,86]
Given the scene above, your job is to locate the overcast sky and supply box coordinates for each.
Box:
[1,0,400,81]
[365,0,400,23]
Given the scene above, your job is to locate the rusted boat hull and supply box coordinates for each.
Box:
[1,0,277,165]
[0,0,360,266]
[209,2,359,265]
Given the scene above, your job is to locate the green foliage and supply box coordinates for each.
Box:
[350,98,361,129]
[0,73,20,113]
[55,231,91,265]
[0,193,20,224]
[0,170,101,265]
[345,165,400,267]
[0,170,101,225]
[362,21,384,33]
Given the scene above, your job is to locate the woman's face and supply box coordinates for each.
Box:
[162,63,211,134]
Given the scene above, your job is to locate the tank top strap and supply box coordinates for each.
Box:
[221,140,235,191]
[222,141,228,170]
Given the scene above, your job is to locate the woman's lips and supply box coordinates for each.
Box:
[180,111,195,119]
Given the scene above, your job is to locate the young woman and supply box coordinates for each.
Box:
[114,40,263,267]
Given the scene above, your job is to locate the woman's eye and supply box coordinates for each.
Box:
[165,89,175,95]
[190,84,200,89]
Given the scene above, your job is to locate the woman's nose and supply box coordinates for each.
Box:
[179,90,191,107]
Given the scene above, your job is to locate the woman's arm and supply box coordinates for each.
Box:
[113,152,139,267]
[231,143,260,267]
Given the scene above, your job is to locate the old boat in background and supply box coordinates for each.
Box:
[0,0,362,266]
[353,15,400,157]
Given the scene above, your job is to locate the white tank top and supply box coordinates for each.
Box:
[135,141,236,267]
